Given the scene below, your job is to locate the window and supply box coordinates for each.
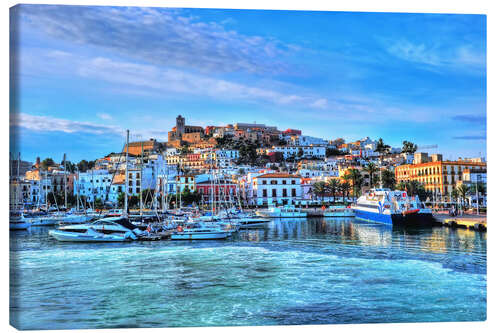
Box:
[282,180,286,184]
[282,189,287,197]
[262,180,267,185]
[272,189,277,197]
[292,180,296,185]
[263,189,267,197]
[271,180,277,185]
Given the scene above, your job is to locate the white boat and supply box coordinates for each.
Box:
[49,228,132,242]
[323,206,355,217]
[171,222,233,240]
[256,204,307,218]
[49,217,142,242]
[10,212,32,230]
[230,212,271,228]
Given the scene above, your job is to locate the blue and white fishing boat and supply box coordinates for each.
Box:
[352,188,433,226]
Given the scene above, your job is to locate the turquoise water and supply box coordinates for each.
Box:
[10,218,486,330]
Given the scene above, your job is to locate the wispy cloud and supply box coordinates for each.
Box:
[453,135,486,141]
[10,113,122,135]
[11,112,184,142]
[14,5,296,75]
[94,56,329,108]
[385,39,486,74]
[452,114,486,124]
[97,113,112,120]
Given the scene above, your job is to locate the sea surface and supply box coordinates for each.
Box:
[10,218,486,330]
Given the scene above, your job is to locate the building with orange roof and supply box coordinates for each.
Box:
[395,159,486,197]
[249,172,302,205]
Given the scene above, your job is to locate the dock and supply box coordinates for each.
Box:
[433,214,487,231]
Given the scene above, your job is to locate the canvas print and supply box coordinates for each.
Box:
[9,4,487,330]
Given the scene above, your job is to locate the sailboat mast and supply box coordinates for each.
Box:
[140,141,143,218]
[124,129,129,216]
[17,153,20,210]
[63,153,67,210]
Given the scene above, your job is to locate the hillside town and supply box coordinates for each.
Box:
[9,115,487,213]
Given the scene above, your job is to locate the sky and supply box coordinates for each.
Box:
[9,5,487,163]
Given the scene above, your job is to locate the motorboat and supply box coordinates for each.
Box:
[171,222,233,240]
[323,206,355,217]
[10,211,32,230]
[49,228,133,242]
[256,204,307,218]
[49,216,143,242]
[352,188,434,226]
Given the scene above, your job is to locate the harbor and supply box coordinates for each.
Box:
[10,216,486,330]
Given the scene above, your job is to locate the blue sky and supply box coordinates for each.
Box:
[10,5,486,163]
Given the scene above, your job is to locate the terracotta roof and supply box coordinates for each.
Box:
[256,173,300,179]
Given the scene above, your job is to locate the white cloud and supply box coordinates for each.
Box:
[10,113,122,135]
[15,5,297,75]
[386,39,486,73]
[310,98,328,109]
[78,56,329,109]
[97,113,112,120]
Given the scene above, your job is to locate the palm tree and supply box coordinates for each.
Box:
[339,182,351,204]
[363,162,379,188]
[312,181,328,202]
[381,169,396,189]
[375,138,391,187]
[456,184,470,208]
[344,168,363,198]
[326,178,340,204]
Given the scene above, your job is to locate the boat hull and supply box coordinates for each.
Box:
[49,229,129,242]
[354,208,434,226]
[171,231,231,240]
[10,222,32,230]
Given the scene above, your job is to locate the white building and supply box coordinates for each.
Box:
[288,135,328,146]
[269,146,326,159]
[250,173,302,206]
[74,169,113,203]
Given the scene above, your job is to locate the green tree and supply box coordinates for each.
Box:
[41,158,55,170]
[375,138,391,187]
[117,192,125,207]
[381,169,396,189]
[363,162,379,188]
[339,182,351,204]
[326,178,340,203]
[94,197,104,210]
[77,160,95,172]
[344,168,363,197]
[326,148,345,157]
[312,181,328,202]
[402,140,418,154]
[396,180,428,200]
[456,184,470,208]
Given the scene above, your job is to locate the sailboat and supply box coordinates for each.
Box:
[10,153,32,230]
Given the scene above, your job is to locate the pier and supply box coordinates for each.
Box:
[433,213,487,231]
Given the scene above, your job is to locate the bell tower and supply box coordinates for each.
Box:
[176,115,185,139]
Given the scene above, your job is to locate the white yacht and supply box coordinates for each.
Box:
[323,206,355,218]
[49,217,142,242]
[256,204,307,218]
